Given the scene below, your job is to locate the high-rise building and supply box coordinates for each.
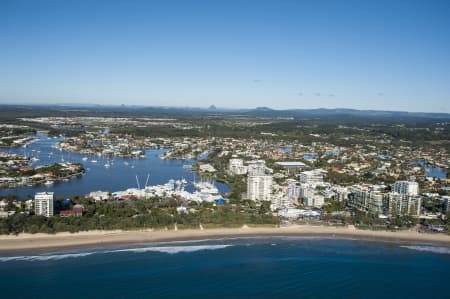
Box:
[443,196,450,212]
[34,192,54,217]
[286,179,300,200]
[387,192,421,217]
[347,185,384,215]
[247,160,266,176]
[392,181,419,196]
[347,185,421,217]
[247,175,272,201]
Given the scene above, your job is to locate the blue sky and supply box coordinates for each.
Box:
[1,0,449,112]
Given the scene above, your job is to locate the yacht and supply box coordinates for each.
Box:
[194,181,219,195]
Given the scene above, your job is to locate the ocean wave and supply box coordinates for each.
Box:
[0,244,232,262]
[400,245,450,255]
[0,252,95,262]
[111,244,232,254]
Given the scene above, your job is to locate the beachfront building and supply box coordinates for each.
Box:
[285,181,326,208]
[348,185,422,217]
[347,185,384,215]
[304,194,325,208]
[247,174,272,201]
[270,193,292,211]
[287,179,300,200]
[34,192,54,217]
[386,193,422,217]
[392,181,419,196]
[228,158,247,175]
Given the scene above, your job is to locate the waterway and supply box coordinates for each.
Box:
[415,160,448,179]
[0,132,230,199]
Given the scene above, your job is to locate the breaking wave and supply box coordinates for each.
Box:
[400,245,450,255]
[0,252,95,262]
[0,244,232,262]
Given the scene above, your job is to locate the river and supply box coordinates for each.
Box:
[0,132,230,199]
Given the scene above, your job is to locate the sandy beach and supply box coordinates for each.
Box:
[1,225,450,252]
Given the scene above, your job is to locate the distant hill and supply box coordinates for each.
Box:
[243,107,450,119]
[1,104,449,120]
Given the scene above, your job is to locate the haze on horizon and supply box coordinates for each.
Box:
[1,0,449,113]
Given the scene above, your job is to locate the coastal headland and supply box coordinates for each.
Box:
[1,225,450,252]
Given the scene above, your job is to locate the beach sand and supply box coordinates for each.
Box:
[1,225,449,252]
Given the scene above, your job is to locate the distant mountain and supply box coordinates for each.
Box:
[1,103,449,120]
[243,107,450,119]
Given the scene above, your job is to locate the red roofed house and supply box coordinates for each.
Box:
[60,208,83,217]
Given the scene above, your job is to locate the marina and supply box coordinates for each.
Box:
[0,132,230,199]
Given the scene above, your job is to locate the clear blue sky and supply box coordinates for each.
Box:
[1,0,449,112]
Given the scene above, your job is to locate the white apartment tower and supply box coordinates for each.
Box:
[392,181,419,196]
[247,175,272,201]
[247,160,266,176]
[34,192,54,217]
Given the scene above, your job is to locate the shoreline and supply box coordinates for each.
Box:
[1,225,450,252]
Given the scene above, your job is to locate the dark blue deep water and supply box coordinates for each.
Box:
[0,132,230,198]
[1,237,450,298]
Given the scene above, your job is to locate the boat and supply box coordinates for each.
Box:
[91,159,98,163]
[194,181,219,195]
[44,180,54,186]
[104,163,110,168]
[82,157,88,161]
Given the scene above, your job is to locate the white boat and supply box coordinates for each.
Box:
[82,157,88,161]
[91,159,98,163]
[104,163,110,168]
[194,181,219,195]
[44,180,54,186]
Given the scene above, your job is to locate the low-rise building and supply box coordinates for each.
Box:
[228,158,247,175]
[298,169,325,185]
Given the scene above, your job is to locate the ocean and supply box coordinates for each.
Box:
[1,237,450,298]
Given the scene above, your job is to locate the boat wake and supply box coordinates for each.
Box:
[0,244,232,262]
[400,245,450,255]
